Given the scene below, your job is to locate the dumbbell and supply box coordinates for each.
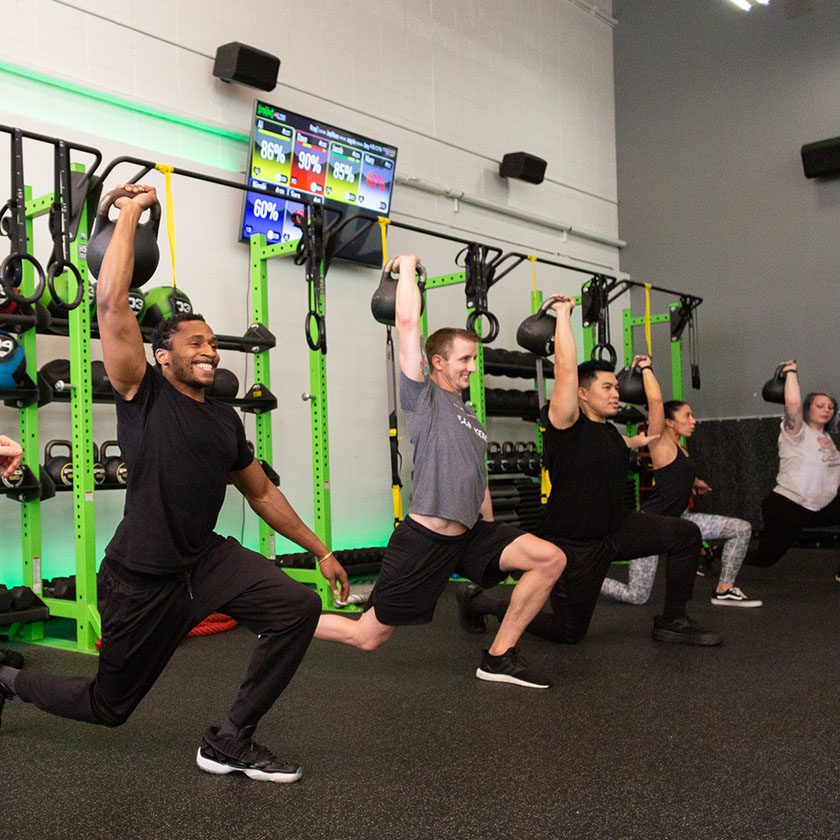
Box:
[0,585,12,612]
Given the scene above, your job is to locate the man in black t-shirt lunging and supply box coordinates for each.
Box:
[459,295,723,647]
[0,184,349,783]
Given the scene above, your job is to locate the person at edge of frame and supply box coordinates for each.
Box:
[0,183,349,785]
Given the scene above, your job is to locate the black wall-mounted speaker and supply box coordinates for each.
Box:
[212,42,280,92]
[801,136,840,179]
[499,152,547,185]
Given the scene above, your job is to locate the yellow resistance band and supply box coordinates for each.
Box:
[378,216,390,265]
[528,254,537,291]
[155,163,177,288]
[644,283,652,356]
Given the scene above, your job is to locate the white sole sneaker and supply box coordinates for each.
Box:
[475,667,550,689]
[710,597,763,608]
[196,748,303,783]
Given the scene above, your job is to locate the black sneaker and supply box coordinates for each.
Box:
[196,726,303,783]
[0,649,24,729]
[651,615,723,646]
[710,586,763,608]
[476,647,550,689]
[456,584,487,634]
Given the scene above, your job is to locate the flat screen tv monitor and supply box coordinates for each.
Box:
[240,101,398,268]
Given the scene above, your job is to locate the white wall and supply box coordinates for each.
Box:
[0,0,619,583]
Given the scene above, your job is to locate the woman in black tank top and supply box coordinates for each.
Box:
[602,400,762,608]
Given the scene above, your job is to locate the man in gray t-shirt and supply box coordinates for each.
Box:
[314,254,567,689]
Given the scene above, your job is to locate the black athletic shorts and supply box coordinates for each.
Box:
[366,515,525,626]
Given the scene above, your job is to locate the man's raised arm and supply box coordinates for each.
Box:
[95,184,157,400]
[393,254,424,382]
[547,296,580,430]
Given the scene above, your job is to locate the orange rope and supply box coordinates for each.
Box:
[188,612,238,636]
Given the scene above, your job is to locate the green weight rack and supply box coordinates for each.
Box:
[4,163,99,653]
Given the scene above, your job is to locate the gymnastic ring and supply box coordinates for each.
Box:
[591,342,617,368]
[466,310,499,344]
[47,259,85,310]
[0,252,47,305]
[305,310,327,353]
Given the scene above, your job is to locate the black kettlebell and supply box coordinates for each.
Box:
[762,364,789,404]
[1,464,24,490]
[487,441,501,474]
[516,297,561,358]
[616,365,647,405]
[100,440,127,486]
[44,439,74,487]
[86,188,161,287]
[370,259,427,327]
[498,441,515,472]
[207,368,239,399]
[92,443,106,486]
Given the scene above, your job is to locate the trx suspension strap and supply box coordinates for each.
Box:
[643,283,652,356]
[378,217,403,526]
[528,255,551,506]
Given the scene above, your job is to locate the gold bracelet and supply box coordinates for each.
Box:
[317,551,333,564]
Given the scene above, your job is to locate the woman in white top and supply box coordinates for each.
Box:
[751,360,840,571]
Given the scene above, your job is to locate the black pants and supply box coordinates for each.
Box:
[751,490,840,567]
[16,538,321,730]
[481,512,700,644]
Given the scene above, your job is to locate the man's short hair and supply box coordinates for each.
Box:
[425,327,479,366]
[151,313,207,356]
[577,359,615,388]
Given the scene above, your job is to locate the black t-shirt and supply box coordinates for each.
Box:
[642,446,696,517]
[538,411,630,540]
[105,364,253,573]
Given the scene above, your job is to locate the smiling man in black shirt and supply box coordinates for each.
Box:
[460,295,722,647]
[0,183,348,783]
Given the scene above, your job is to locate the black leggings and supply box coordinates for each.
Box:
[477,511,700,644]
[751,490,840,567]
[15,539,321,730]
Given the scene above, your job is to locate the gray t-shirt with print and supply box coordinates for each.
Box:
[400,372,487,527]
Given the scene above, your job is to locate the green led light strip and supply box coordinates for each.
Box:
[0,60,250,146]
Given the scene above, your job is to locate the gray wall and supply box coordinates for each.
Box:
[614,0,840,419]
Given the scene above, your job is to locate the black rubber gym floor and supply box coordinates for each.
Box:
[2,549,837,840]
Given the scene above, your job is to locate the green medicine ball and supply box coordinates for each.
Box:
[141,286,193,328]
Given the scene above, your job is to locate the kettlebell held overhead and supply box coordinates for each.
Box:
[85,187,161,287]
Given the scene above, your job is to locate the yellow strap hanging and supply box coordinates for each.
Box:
[378,216,390,266]
[155,163,177,288]
[644,282,652,356]
[527,254,538,292]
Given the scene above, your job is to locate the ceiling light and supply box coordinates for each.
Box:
[728,0,753,9]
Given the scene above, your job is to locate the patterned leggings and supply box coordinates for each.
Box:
[601,512,752,605]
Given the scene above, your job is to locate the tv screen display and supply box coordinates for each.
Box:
[240,101,398,267]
